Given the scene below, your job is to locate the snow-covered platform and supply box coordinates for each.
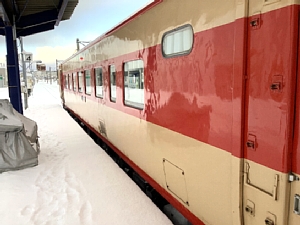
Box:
[0,82,172,225]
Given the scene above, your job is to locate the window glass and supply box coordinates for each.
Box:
[124,59,144,109]
[72,72,77,91]
[78,71,84,93]
[85,70,91,95]
[95,67,103,98]
[162,25,193,57]
[68,74,72,89]
[110,65,116,102]
[64,74,68,89]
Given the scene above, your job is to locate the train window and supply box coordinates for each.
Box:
[110,65,116,102]
[64,74,68,89]
[68,74,72,89]
[124,59,144,109]
[65,74,69,89]
[78,71,84,93]
[162,24,193,58]
[85,69,91,95]
[95,67,103,98]
[72,72,77,91]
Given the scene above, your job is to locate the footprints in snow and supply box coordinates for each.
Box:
[21,130,94,225]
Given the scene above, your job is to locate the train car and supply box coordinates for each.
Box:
[59,0,300,224]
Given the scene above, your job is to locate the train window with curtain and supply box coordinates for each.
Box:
[124,59,144,109]
[110,65,116,102]
[85,69,91,95]
[95,67,103,98]
[72,72,77,91]
[78,71,84,93]
[162,24,193,58]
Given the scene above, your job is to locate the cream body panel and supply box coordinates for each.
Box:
[77,96,99,127]
[64,92,81,116]
[83,104,241,225]
[64,92,98,127]
[243,160,290,225]
[249,0,300,16]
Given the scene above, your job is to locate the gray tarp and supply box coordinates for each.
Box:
[0,99,39,173]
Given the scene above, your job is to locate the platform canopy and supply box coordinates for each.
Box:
[0,0,78,37]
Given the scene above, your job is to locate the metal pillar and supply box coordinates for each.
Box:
[4,25,23,114]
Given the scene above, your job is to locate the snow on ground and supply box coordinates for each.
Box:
[0,82,172,225]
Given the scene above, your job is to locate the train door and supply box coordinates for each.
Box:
[290,93,300,225]
[243,2,296,225]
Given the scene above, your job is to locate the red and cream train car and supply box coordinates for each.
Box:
[60,0,300,224]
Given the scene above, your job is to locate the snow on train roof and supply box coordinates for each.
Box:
[62,0,162,63]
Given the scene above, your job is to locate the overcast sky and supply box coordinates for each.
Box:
[0,0,152,69]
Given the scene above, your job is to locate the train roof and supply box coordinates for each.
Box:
[62,0,163,64]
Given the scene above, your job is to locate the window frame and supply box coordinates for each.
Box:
[85,69,92,95]
[72,72,77,91]
[161,24,194,58]
[123,59,144,110]
[78,71,84,93]
[68,73,72,90]
[95,67,103,98]
[109,65,116,102]
[64,74,68,89]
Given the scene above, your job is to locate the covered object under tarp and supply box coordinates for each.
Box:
[0,99,39,173]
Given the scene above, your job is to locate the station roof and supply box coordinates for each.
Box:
[0,0,78,37]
